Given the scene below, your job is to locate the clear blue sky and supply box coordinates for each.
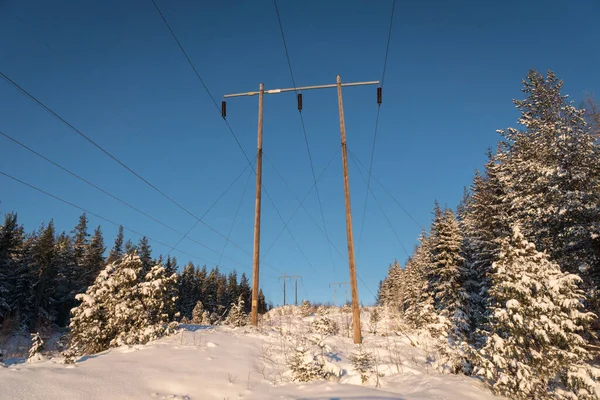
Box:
[1,0,599,306]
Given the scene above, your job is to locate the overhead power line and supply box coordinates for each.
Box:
[273,0,337,274]
[0,129,273,272]
[349,151,410,258]
[357,0,397,258]
[0,71,199,221]
[349,148,423,230]
[150,0,310,271]
[0,169,245,271]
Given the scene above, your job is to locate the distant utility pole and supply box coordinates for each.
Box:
[279,274,302,306]
[329,281,350,306]
[223,75,379,343]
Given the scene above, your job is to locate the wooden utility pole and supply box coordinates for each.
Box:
[337,75,362,344]
[222,77,378,336]
[250,83,264,326]
[329,281,350,306]
[279,274,302,305]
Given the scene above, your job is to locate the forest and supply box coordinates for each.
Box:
[0,212,268,336]
[377,70,600,398]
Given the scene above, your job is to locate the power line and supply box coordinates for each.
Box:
[273,0,337,274]
[349,151,410,258]
[150,0,254,169]
[217,166,253,266]
[0,129,263,272]
[357,0,397,258]
[349,148,423,230]
[261,150,338,269]
[150,0,306,270]
[0,169,243,271]
[0,71,200,222]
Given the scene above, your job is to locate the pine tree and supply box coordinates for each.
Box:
[164,256,178,277]
[0,213,24,321]
[53,232,76,326]
[29,221,58,330]
[226,295,247,327]
[27,332,45,363]
[72,213,89,264]
[69,254,177,355]
[191,300,205,324]
[107,225,124,264]
[239,273,251,314]
[430,209,470,342]
[460,153,511,337]
[497,70,600,289]
[476,226,597,399]
[137,236,153,276]
[79,226,105,291]
[403,231,437,330]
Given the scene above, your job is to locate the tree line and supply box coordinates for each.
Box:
[377,70,600,399]
[0,212,268,334]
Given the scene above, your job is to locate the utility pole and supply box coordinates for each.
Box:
[223,76,378,338]
[337,75,362,344]
[329,281,350,306]
[279,274,302,305]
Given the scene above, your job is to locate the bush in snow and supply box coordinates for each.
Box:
[369,308,381,334]
[27,332,45,363]
[300,300,312,317]
[310,316,339,336]
[190,301,206,324]
[316,305,330,316]
[225,295,247,327]
[288,344,331,382]
[69,254,178,355]
[475,226,598,399]
[61,349,77,364]
[349,345,376,384]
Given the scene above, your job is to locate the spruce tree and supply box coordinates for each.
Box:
[29,221,58,330]
[137,236,153,276]
[476,226,597,399]
[498,70,600,288]
[0,213,24,321]
[430,209,470,341]
[69,254,177,355]
[107,225,124,264]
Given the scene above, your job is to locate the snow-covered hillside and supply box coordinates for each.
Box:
[1,308,500,400]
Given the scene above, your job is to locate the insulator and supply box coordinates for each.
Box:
[377,87,382,105]
[297,93,303,111]
[221,101,227,119]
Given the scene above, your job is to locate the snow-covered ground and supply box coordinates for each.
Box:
[1,309,500,399]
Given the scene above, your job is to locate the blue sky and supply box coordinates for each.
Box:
[1,0,599,306]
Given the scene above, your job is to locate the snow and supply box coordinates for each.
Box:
[1,315,501,399]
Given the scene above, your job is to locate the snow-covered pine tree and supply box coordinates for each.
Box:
[300,299,312,317]
[191,300,204,324]
[476,226,597,399]
[403,231,437,330]
[225,295,247,327]
[460,152,511,338]
[27,332,45,363]
[497,70,600,294]
[378,260,403,310]
[69,254,177,355]
[79,226,105,291]
[349,345,376,384]
[430,208,470,342]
